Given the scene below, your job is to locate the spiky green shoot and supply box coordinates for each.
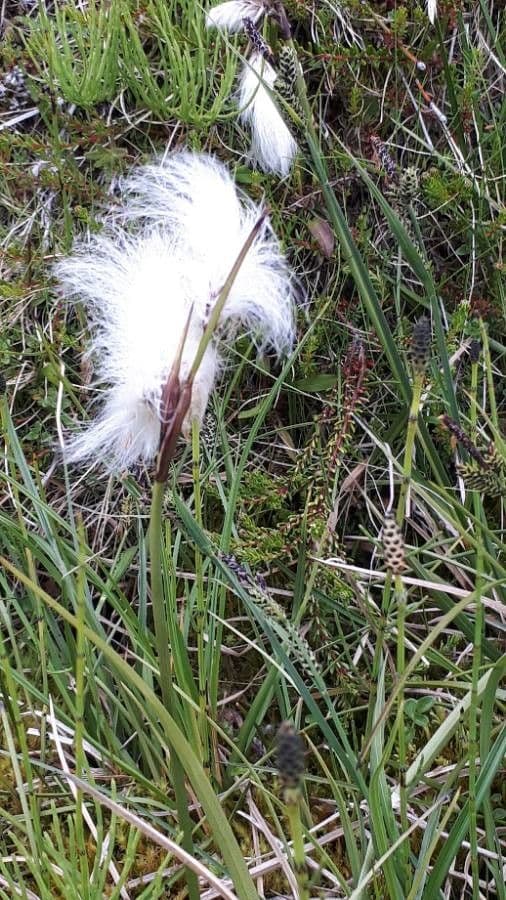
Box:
[397,316,432,524]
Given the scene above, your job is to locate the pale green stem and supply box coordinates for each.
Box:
[285,789,310,900]
[149,479,200,900]
[468,353,483,900]
[470,357,479,442]
[12,475,49,787]
[75,521,88,893]
[192,417,210,773]
[468,501,484,900]
[480,321,498,428]
[188,213,267,381]
[394,572,410,889]
[397,373,424,526]
[394,365,424,879]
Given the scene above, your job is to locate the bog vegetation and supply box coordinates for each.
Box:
[0,1,505,898]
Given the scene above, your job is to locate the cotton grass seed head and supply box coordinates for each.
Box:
[238,51,298,177]
[119,153,296,354]
[205,0,264,32]
[56,151,298,471]
[427,0,438,24]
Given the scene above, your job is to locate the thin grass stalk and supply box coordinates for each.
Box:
[33,563,49,765]
[149,481,180,720]
[0,628,40,867]
[468,342,505,893]
[192,417,210,774]
[189,212,268,380]
[480,321,498,427]
[367,616,387,734]
[285,789,310,900]
[467,342,484,899]
[162,516,203,753]
[389,322,424,868]
[295,519,325,623]
[397,370,424,526]
[394,572,410,890]
[75,517,88,893]
[149,479,200,900]
[10,475,49,772]
[467,525,484,900]
[469,348,479,444]
[408,206,426,257]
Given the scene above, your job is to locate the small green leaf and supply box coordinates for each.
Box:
[293,374,337,392]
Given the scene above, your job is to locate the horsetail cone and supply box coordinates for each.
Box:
[409,315,432,375]
[469,339,481,364]
[0,373,5,395]
[276,722,305,790]
[382,513,406,574]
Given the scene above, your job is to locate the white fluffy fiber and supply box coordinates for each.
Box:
[206,0,263,32]
[118,153,295,352]
[427,0,437,23]
[56,152,296,470]
[238,52,298,177]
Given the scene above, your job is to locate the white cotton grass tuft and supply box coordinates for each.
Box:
[426,0,437,23]
[56,231,219,469]
[56,152,297,471]
[206,0,264,32]
[237,52,298,177]
[118,153,295,353]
